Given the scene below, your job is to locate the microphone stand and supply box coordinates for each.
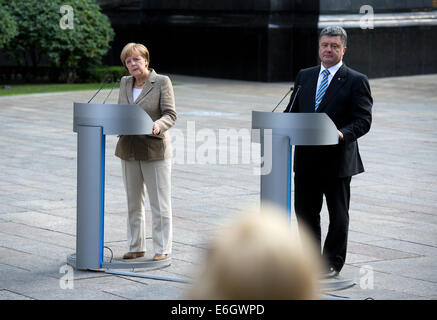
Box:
[272,86,294,112]
[88,77,111,103]
[285,85,301,113]
[102,79,120,104]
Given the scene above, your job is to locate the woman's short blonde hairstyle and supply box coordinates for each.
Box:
[120,43,150,67]
[188,205,322,300]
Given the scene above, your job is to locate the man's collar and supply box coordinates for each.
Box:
[320,60,343,75]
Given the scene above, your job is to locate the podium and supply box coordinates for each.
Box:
[252,111,339,218]
[68,102,170,270]
[252,111,358,293]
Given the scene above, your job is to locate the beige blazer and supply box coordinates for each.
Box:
[115,69,177,161]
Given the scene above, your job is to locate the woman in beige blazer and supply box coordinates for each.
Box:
[116,43,177,261]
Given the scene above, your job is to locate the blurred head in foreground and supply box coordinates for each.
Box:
[189,205,322,300]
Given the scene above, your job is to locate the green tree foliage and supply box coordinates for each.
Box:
[3,0,115,82]
[0,4,18,48]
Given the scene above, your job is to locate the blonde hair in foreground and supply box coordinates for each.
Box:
[189,205,322,300]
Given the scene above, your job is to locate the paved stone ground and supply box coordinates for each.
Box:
[0,73,436,300]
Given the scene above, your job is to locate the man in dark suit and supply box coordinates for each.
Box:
[284,26,372,277]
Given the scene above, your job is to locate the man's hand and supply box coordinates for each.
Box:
[153,123,161,135]
[338,130,344,140]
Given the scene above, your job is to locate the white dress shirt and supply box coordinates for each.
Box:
[316,60,343,96]
[132,87,142,102]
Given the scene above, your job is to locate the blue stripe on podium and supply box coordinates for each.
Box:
[100,130,105,268]
[287,144,291,222]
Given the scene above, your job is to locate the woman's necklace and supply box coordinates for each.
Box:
[135,78,146,86]
[135,70,149,87]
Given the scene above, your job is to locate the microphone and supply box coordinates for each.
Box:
[284,85,301,113]
[288,85,302,111]
[272,86,294,112]
[88,77,111,103]
[102,79,120,104]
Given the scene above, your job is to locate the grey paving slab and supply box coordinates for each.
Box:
[101,279,187,300]
[0,211,76,237]
[0,222,74,249]
[339,264,436,300]
[347,241,421,262]
[5,271,122,300]
[0,289,33,300]
[0,232,73,260]
[366,239,437,257]
[366,256,437,283]
[0,73,436,300]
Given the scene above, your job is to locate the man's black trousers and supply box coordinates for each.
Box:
[294,171,352,272]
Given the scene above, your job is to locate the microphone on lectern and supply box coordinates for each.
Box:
[284,85,301,113]
[87,77,111,103]
[272,86,294,112]
[103,79,120,104]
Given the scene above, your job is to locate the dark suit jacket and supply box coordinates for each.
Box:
[284,63,372,178]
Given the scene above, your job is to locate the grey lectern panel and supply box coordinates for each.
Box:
[252,111,338,215]
[76,125,104,270]
[260,134,291,214]
[73,103,154,135]
[71,103,156,270]
[252,111,338,146]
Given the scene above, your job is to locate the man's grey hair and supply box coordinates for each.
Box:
[319,26,347,47]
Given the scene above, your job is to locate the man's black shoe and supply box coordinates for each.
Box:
[322,266,340,279]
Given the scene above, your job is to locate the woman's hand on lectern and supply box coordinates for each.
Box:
[152,123,161,135]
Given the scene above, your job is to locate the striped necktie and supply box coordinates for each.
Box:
[315,69,330,111]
